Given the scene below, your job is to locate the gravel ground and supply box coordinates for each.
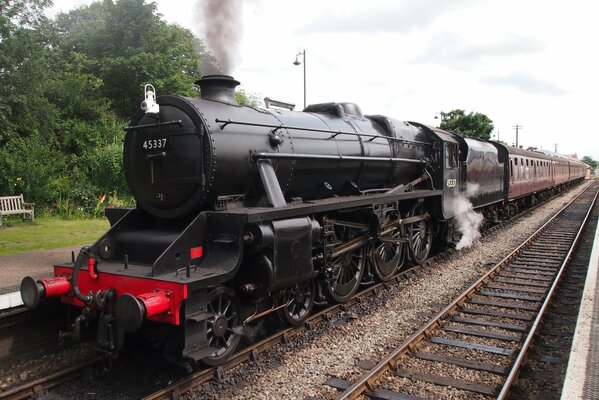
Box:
[183,183,590,400]
[0,246,81,289]
[0,343,95,391]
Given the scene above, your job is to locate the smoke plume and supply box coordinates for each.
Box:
[196,0,242,75]
[451,183,484,250]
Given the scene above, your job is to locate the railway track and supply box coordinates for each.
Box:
[0,264,424,400]
[327,181,599,399]
[0,226,480,400]
[0,358,100,400]
[513,198,599,398]
[0,182,589,400]
[0,300,67,369]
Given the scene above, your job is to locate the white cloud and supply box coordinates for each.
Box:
[296,0,483,35]
[45,0,599,159]
[480,70,567,96]
[412,33,546,70]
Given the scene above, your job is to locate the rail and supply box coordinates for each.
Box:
[331,181,598,400]
[2,183,588,400]
[0,358,101,400]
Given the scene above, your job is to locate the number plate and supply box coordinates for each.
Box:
[142,138,168,150]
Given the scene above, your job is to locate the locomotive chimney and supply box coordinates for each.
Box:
[196,74,240,106]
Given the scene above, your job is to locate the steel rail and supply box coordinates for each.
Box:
[143,183,587,400]
[497,185,599,399]
[334,181,597,400]
[141,264,424,400]
[0,358,101,400]
[1,183,586,400]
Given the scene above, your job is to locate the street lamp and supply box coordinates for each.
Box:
[434,112,443,127]
[293,50,306,109]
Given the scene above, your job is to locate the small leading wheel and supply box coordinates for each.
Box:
[202,286,242,366]
[278,279,316,326]
[408,204,432,264]
[372,213,405,281]
[323,227,366,302]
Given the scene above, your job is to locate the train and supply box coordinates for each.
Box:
[20,75,587,366]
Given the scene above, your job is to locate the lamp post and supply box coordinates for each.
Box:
[293,50,306,109]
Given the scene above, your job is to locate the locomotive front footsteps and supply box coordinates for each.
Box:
[20,75,587,367]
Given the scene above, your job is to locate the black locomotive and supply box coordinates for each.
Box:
[20,75,587,366]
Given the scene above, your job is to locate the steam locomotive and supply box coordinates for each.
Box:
[20,75,587,366]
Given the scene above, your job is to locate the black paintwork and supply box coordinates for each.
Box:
[124,94,431,219]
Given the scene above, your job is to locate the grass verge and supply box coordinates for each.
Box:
[0,215,109,256]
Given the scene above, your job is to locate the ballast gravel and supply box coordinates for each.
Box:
[0,184,588,399]
[184,183,589,400]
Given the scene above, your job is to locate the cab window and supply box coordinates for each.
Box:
[445,143,458,169]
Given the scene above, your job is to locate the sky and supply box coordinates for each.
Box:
[47,0,599,160]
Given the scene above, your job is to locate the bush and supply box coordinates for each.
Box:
[0,133,66,205]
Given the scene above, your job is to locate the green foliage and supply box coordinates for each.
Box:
[0,133,66,204]
[0,26,57,143]
[582,156,597,170]
[53,0,200,118]
[0,0,246,217]
[439,109,494,140]
[0,0,51,39]
[235,88,261,107]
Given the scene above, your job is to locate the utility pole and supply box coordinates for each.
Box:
[512,125,522,148]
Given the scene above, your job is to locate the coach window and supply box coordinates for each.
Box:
[445,143,458,169]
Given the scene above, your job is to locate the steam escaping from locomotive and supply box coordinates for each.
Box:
[196,0,242,75]
[451,183,484,250]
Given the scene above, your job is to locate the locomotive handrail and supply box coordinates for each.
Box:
[124,120,183,131]
[251,151,427,164]
[214,118,430,146]
[328,131,430,146]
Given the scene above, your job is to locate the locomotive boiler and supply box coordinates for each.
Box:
[19,74,586,367]
[126,75,428,218]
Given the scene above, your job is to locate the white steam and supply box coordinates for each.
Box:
[451,183,484,250]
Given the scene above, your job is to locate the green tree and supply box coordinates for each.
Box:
[235,88,261,107]
[52,0,200,118]
[0,0,261,213]
[0,0,56,144]
[0,133,66,204]
[439,109,494,140]
[582,156,597,171]
[0,0,51,39]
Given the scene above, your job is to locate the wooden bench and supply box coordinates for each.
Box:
[0,194,35,227]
